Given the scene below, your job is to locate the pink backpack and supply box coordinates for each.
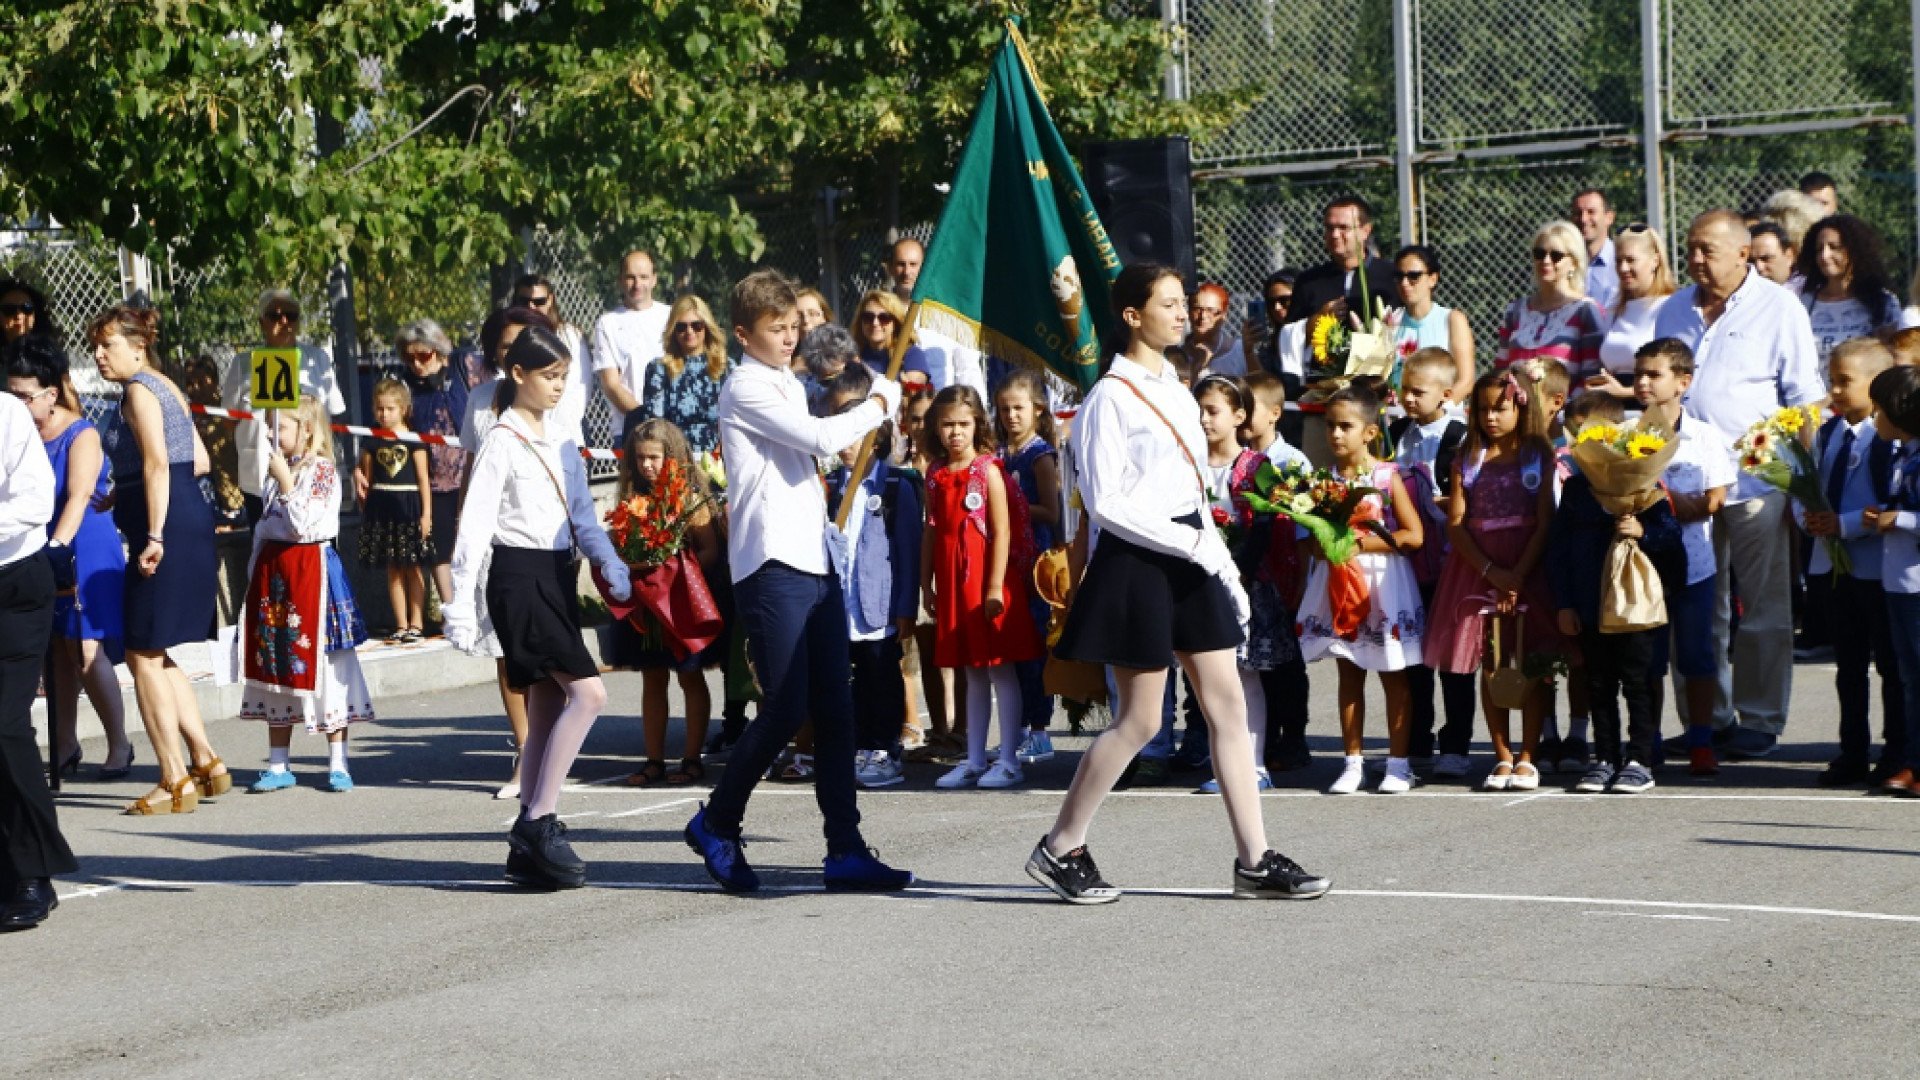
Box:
[1377,461,1448,586]
[964,455,1037,577]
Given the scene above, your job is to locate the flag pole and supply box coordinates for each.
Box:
[832,301,920,531]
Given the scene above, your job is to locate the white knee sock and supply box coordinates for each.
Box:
[267,746,290,773]
[328,740,348,774]
[991,666,1023,767]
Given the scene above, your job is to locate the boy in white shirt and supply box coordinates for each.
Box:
[1634,338,1733,776]
[684,270,913,894]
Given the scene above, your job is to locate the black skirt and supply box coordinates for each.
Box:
[486,545,598,689]
[1054,520,1242,671]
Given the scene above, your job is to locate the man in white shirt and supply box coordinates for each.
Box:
[1572,188,1620,315]
[684,269,912,896]
[1653,210,1825,759]
[0,391,75,930]
[219,289,348,513]
[590,251,670,434]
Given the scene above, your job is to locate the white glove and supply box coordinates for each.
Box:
[441,600,478,654]
[1220,569,1251,634]
[869,374,902,420]
[1192,523,1234,578]
[598,558,633,603]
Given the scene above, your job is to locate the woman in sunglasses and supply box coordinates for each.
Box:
[1386,245,1475,400]
[0,279,58,345]
[1494,220,1607,380]
[634,294,731,454]
[851,290,932,388]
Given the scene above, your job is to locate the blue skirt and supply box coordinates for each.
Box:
[114,463,217,651]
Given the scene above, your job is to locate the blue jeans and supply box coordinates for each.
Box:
[704,562,864,854]
[1879,592,1920,771]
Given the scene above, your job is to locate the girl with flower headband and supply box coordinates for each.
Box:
[921,384,1044,789]
[1421,367,1570,791]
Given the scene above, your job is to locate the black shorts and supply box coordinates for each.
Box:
[1054,521,1242,671]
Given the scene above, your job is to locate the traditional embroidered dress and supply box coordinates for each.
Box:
[238,456,374,731]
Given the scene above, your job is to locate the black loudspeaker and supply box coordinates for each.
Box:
[1082,136,1195,286]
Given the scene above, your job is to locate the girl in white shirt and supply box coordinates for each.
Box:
[445,327,631,890]
[1025,263,1330,905]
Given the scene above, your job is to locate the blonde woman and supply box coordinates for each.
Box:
[1494,220,1606,380]
[851,289,931,386]
[634,294,731,454]
[1588,224,1679,397]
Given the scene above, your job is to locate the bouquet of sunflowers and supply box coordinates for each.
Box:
[1734,404,1847,576]
[1569,416,1682,632]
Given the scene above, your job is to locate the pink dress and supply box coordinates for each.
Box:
[1422,446,1569,675]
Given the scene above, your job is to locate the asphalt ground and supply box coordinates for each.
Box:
[9,664,1918,1079]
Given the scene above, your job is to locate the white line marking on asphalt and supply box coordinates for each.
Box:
[556,785,1920,805]
[1501,793,1550,807]
[605,798,698,819]
[54,879,1920,923]
[1580,910,1731,922]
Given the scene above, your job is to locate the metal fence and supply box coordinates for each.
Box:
[1181,0,1919,361]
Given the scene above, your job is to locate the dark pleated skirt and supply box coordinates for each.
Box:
[486,545,597,689]
[1055,527,1242,671]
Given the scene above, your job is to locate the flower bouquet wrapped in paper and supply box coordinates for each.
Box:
[1246,462,1381,638]
[595,457,723,660]
[1733,404,1848,576]
[1568,417,1682,632]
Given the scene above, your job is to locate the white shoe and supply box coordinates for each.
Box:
[1480,762,1513,792]
[856,751,905,788]
[1433,753,1471,779]
[1376,771,1413,794]
[493,780,521,801]
[1507,761,1541,791]
[1326,758,1365,795]
[936,763,989,789]
[978,761,1025,789]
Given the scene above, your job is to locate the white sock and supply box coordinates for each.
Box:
[1342,754,1365,769]
[267,747,290,773]
[1566,716,1590,743]
[1386,756,1412,780]
[992,666,1023,768]
[328,741,349,774]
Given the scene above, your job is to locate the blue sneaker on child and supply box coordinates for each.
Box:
[327,770,354,793]
[250,770,296,794]
[685,803,759,893]
[823,848,915,892]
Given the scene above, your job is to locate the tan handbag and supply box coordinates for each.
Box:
[1599,537,1667,634]
[1483,611,1537,712]
[1033,546,1108,706]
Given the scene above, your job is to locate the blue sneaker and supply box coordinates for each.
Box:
[684,803,759,893]
[1196,769,1274,795]
[327,770,354,793]
[823,848,915,892]
[249,769,296,793]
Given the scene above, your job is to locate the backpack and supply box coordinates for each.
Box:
[963,455,1038,577]
[1384,460,1449,586]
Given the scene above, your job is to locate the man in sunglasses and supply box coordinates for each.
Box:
[590,250,670,434]
[510,272,590,447]
[1286,196,1398,381]
[217,289,348,520]
[1571,188,1620,312]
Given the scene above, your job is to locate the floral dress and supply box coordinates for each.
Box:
[642,357,729,454]
[1296,461,1426,671]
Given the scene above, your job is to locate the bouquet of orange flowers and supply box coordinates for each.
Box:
[599,458,723,660]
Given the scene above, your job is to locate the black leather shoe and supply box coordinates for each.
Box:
[0,878,57,931]
[508,814,586,889]
[1818,759,1872,788]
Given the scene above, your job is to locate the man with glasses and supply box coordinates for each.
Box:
[590,251,671,434]
[1286,196,1398,382]
[510,273,590,447]
[1251,269,1307,440]
[218,289,347,518]
[1572,188,1620,313]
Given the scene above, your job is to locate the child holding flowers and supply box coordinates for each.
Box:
[1423,369,1566,791]
[1292,382,1426,794]
[1547,393,1686,794]
[605,418,724,787]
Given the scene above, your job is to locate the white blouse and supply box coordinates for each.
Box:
[254,457,340,548]
[444,408,623,635]
[1075,355,1231,574]
[1597,294,1668,377]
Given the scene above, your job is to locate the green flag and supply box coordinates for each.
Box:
[909,21,1120,392]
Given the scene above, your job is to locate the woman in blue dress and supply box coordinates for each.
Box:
[89,304,230,815]
[634,294,731,454]
[3,336,133,778]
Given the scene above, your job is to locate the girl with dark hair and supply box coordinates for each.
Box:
[1026,263,1330,904]
[1797,213,1902,364]
[0,279,59,344]
[444,326,631,889]
[4,335,131,778]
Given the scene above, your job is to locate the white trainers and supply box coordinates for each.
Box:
[1017,731,1055,764]
[1326,757,1366,795]
[1376,771,1414,794]
[1432,753,1471,779]
[978,761,1026,789]
[936,763,990,789]
[856,751,905,788]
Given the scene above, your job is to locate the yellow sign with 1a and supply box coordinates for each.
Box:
[248,347,302,409]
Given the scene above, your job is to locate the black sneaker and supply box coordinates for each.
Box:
[509,813,587,889]
[505,850,561,891]
[1025,837,1121,905]
[1535,736,1563,775]
[1233,850,1330,899]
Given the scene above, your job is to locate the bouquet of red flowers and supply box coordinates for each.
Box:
[597,458,724,661]
[1246,462,1381,639]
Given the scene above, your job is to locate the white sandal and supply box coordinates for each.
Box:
[1507,761,1541,791]
[1481,761,1515,792]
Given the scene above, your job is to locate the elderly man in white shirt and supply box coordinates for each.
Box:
[219,289,348,508]
[0,392,76,929]
[682,269,913,896]
[590,251,671,435]
[1653,210,1825,759]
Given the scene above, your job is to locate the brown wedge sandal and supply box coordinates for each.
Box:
[125,775,200,816]
[191,756,233,798]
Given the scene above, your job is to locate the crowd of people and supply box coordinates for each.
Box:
[1,168,1917,925]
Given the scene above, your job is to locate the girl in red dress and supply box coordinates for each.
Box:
[922,386,1043,790]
